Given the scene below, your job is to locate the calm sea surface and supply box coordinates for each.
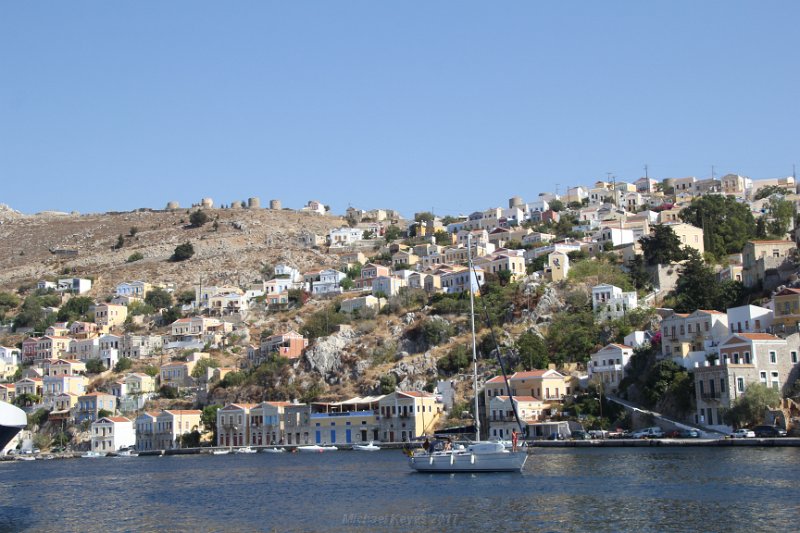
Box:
[1,447,799,532]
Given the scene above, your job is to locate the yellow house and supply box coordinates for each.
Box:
[94,303,128,329]
[547,251,570,282]
[772,288,800,328]
[378,391,442,442]
[663,222,705,256]
[483,370,573,418]
[742,240,796,288]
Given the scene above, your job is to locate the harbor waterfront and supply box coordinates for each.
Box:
[2,447,799,532]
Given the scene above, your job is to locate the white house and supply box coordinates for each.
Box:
[311,269,347,295]
[91,416,136,452]
[589,344,634,393]
[591,284,639,321]
[328,227,364,247]
[726,305,773,334]
[593,226,636,248]
[58,278,92,294]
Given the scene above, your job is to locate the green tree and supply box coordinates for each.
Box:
[723,383,781,428]
[755,217,768,239]
[97,409,113,419]
[180,430,201,448]
[57,296,94,322]
[191,357,220,379]
[384,225,403,242]
[626,255,652,291]
[434,230,452,246]
[414,211,435,223]
[113,357,133,373]
[546,311,600,364]
[437,344,471,375]
[548,199,564,212]
[85,358,105,374]
[159,385,179,399]
[145,288,173,309]
[339,277,354,290]
[754,185,787,200]
[379,374,398,394]
[672,250,743,312]
[640,225,686,266]
[172,242,195,261]
[129,226,139,237]
[202,404,222,441]
[189,210,209,228]
[143,365,159,377]
[516,331,550,370]
[0,292,20,314]
[114,234,125,250]
[767,196,796,237]
[126,252,144,263]
[14,295,46,330]
[175,290,195,305]
[421,318,454,348]
[679,195,756,259]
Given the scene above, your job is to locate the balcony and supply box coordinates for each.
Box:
[700,392,722,401]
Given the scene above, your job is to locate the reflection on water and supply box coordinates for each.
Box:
[1,447,799,532]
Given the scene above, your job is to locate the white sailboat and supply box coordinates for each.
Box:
[409,234,528,473]
[235,446,257,454]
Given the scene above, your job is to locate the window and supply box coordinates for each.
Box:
[699,381,705,395]
[744,352,751,365]
[737,377,745,392]
[769,351,777,364]
[759,371,767,384]
[792,351,798,364]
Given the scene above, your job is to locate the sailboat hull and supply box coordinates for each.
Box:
[409,451,527,473]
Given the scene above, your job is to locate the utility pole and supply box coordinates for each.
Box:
[711,165,716,180]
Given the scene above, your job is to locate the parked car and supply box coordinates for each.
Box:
[570,430,590,440]
[731,429,755,438]
[631,427,664,439]
[752,425,787,438]
[667,429,701,438]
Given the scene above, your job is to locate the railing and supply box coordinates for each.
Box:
[700,392,722,401]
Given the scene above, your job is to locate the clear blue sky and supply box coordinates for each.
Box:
[1,1,798,217]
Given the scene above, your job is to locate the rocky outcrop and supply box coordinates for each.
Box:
[383,351,439,391]
[303,328,358,383]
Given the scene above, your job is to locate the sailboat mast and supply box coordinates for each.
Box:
[468,234,480,442]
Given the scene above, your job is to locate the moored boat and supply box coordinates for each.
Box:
[235,446,257,454]
[81,451,106,458]
[261,447,286,453]
[297,444,337,453]
[0,401,27,452]
[408,234,527,474]
[352,442,380,451]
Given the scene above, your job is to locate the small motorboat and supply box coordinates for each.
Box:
[81,451,106,458]
[212,448,231,455]
[235,446,257,454]
[297,444,338,453]
[261,447,286,454]
[352,442,381,451]
[117,449,138,457]
[14,455,36,461]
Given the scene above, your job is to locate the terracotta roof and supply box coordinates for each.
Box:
[81,392,113,397]
[496,395,541,402]
[398,391,434,398]
[737,333,780,340]
[98,416,131,423]
[264,401,293,407]
[749,240,795,244]
[607,343,633,350]
[697,310,725,314]
[512,370,548,379]
[485,376,506,384]
[164,410,202,415]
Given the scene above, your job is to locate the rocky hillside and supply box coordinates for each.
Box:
[0,207,345,294]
